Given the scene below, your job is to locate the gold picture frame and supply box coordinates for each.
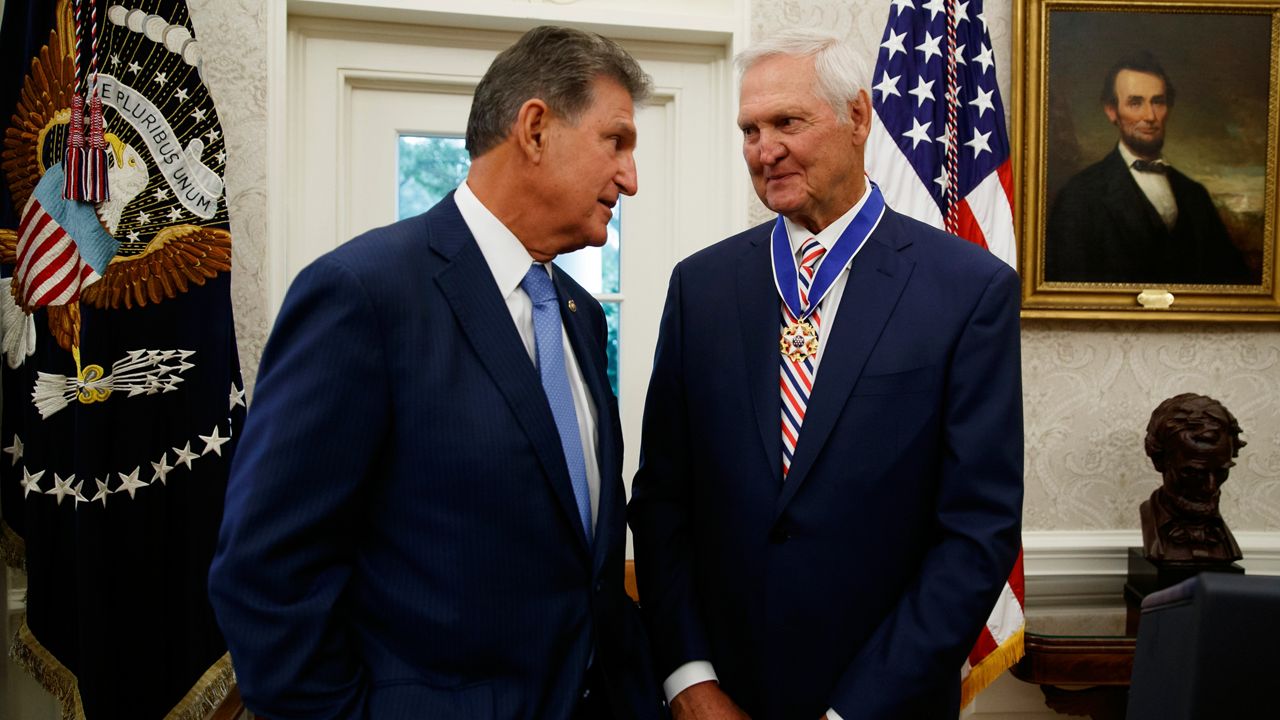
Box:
[1014,0,1280,320]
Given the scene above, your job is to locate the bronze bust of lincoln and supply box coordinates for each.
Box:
[1141,393,1245,563]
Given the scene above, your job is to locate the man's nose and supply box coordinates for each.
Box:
[756,129,786,165]
[616,151,638,196]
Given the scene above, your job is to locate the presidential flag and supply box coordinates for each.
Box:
[865,0,1024,707]
[1,1,242,717]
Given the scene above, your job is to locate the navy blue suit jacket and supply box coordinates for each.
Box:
[629,207,1024,719]
[210,194,661,719]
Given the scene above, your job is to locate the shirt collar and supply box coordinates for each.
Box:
[454,179,545,299]
[782,181,871,256]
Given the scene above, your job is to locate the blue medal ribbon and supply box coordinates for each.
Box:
[771,182,886,320]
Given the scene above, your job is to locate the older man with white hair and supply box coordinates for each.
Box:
[630,28,1024,719]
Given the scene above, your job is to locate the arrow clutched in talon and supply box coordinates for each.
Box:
[32,349,195,419]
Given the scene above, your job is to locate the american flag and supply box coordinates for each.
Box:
[866,0,1016,267]
[865,0,1024,707]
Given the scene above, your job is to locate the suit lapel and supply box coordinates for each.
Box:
[552,268,619,574]
[429,197,592,555]
[773,213,915,520]
[1104,149,1165,234]
[737,226,785,487]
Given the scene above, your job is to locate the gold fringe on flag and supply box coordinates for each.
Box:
[0,520,25,570]
[960,627,1025,709]
[9,619,236,720]
[165,652,236,720]
[10,620,86,720]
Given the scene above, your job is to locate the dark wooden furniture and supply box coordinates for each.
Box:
[1010,606,1135,719]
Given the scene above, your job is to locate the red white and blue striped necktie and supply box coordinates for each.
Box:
[780,238,826,479]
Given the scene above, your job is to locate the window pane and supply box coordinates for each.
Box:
[602,301,619,396]
[398,135,469,220]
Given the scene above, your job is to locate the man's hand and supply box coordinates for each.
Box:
[670,681,750,720]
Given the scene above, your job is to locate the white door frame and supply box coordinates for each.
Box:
[269,0,751,315]
[274,3,750,497]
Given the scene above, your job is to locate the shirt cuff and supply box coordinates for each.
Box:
[662,661,718,703]
[827,709,844,720]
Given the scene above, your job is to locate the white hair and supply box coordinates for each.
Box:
[734,29,871,124]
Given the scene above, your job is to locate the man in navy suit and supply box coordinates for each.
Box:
[629,29,1024,719]
[210,26,662,720]
[1045,51,1252,285]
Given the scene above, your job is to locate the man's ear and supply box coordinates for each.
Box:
[848,89,873,146]
[1103,103,1119,125]
[514,98,552,162]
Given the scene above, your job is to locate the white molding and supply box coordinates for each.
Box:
[267,0,291,317]
[1021,530,1280,606]
[288,0,738,44]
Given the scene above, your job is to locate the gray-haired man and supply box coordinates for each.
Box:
[211,26,663,720]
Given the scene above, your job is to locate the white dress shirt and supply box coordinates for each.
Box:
[453,180,601,530]
[662,184,874,720]
[1118,141,1178,230]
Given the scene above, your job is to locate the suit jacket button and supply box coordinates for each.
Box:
[769,526,791,544]
[595,581,603,593]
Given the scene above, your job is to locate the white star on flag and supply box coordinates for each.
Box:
[881,29,907,60]
[903,118,933,149]
[46,473,77,505]
[229,384,246,410]
[92,478,113,507]
[874,72,902,99]
[127,61,142,74]
[116,467,149,499]
[200,426,231,457]
[151,453,175,485]
[966,128,993,158]
[915,31,942,62]
[154,72,168,87]
[970,86,995,118]
[909,76,935,107]
[3,434,23,465]
[922,0,947,21]
[168,207,184,222]
[72,480,89,506]
[21,467,45,498]
[974,44,995,74]
[173,442,200,470]
[191,107,207,122]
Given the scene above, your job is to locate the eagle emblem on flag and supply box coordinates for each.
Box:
[0,1,244,717]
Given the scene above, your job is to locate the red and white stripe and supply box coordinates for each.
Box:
[780,239,825,478]
[14,195,99,309]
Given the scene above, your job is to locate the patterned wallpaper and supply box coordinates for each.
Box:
[190,0,1280,531]
[188,0,271,399]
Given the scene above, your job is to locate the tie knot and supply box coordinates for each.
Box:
[1131,159,1168,175]
[798,238,826,272]
[521,263,558,305]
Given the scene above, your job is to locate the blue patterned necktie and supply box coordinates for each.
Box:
[521,263,593,540]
